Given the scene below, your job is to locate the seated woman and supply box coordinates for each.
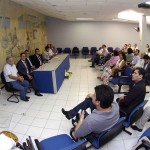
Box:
[101,50,119,70]
[126,48,134,65]
[98,52,126,84]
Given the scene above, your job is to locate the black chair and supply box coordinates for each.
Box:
[90,47,97,55]
[72,47,79,58]
[82,47,89,58]
[111,66,133,93]
[122,100,148,135]
[57,48,63,54]
[1,72,19,103]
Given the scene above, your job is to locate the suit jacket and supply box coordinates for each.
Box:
[118,80,146,115]
[26,56,33,71]
[144,61,150,85]
[16,60,30,77]
[30,54,42,69]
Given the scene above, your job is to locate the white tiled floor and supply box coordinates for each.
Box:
[0,57,150,150]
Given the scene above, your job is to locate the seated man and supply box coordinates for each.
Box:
[131,106,150,132]
[143,54,150,85]
[90,44,109,68]
[3,56,29,101]
[30,48,43,69]
[42,46,51,63]
[24,50,35,71]
[62,84,119,139]
[16,53,43,96]
[117,67,146,116]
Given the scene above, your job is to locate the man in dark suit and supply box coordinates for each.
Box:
[143,54,150,85]
[30,48,43,69]
[16,52,43,96]
[117,67,146,116]
[24,50,35,72]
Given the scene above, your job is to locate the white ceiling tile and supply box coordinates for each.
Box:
[11,0,150,22]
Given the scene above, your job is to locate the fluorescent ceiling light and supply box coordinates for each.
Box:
[76,18,94,21]
[146,1,150,5]
[118,10,143,21]
[112,18,128,21]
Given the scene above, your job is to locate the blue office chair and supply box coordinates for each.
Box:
[111,66,133,93]
[70,117,126,149]
[34,134,87,150]
[122,100,148,135]
[82,47,89,58]
[64,48,71,54]
[135,127,150,150]
[90,47,97,55]
[107,47,113,53]
[57,48,63,54]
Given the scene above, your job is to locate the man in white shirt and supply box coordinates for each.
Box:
[90,44,109,67]
[3,56,29,101]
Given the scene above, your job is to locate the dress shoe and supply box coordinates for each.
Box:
[131,125,142,132]
[90,66,95,68]
[35,92,43,96]
[88,60,92,62]
[62,108,71,120]
[26,96,30,99]
[21,98,29,102]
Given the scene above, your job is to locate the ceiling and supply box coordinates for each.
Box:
[10,0,150,22]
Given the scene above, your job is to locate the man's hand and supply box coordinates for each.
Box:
[79,110,85,122]
[28,75,33,80]
[118,96,124,101]
[17,76,24,81]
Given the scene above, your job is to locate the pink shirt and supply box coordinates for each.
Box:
[107,56,119,66]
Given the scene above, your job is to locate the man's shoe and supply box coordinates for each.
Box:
[88,60,92,62]
[35,93,43,96]
[21,98,29,102]
[26,96,30,99]
[90,66,95,68]
[131,125,142,132]
[62,108,71,120]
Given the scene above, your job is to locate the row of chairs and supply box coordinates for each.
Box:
[57,47,114,56]
[22,99,149,150]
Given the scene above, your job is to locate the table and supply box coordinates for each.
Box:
[33,54,70,93]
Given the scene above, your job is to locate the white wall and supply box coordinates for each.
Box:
[47,17,150,50]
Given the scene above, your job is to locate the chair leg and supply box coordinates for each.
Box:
[123,127,132,135]
[7,92,19,103]
[118,85,122,93]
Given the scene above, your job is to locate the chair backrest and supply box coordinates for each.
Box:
[107,47,113,53]
[123,100,148,127]
[82,47,89,54]
[90,47,97,55]
[64,48,71,54]
[72,47,79,54]
[138,127,150,142]
[1,71,6,84]
[87,117,126,149]
[57,48,63,53]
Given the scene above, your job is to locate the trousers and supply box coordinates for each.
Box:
[135,106,150,129]
[9,80,29,100]
[68,98,96,119]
